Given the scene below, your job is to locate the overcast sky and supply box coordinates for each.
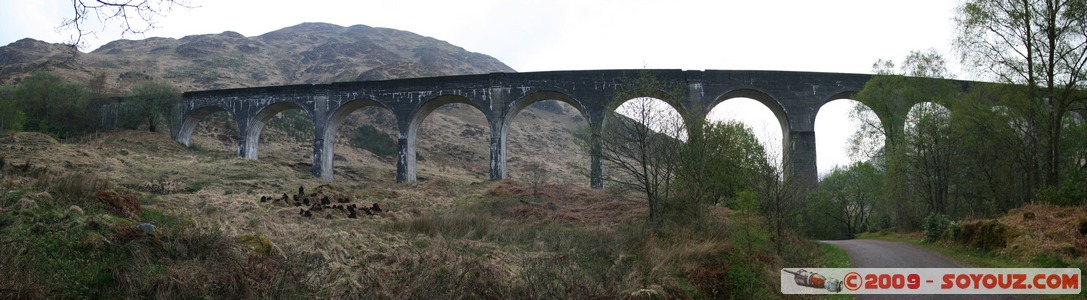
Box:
[0,0,965,176]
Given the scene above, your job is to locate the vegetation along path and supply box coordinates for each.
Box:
[821,240,1019,300]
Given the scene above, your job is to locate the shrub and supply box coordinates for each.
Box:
[1035,184,1086,206]
[265,109,310,142]
[237,233,277,257]
[349,124,398,157]
[96,191,142,219]
[921,213,953,243]
[40,172,112,206]
[683,248,732,298]
[953,220,1010,252]
[357,242,509,299]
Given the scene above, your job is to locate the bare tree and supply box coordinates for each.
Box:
[601,97,686,226]
[750,141,805,251]
[58,0,197,49]
[597,72,687,226]
[521,161,549,198]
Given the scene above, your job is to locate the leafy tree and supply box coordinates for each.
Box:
[954,0,1087,189]
[903,103,955,216]
[12,72,96,139]
[595,71,805,242]
[676,120,769,207]
[0,85,24,133]
[851,50,962,229]
[948,86,1036,214]
[596,71,768,227]
[807,162,882,239]
[123,81,181,132]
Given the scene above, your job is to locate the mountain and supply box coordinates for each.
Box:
[0,22,514,92]
[0,23,589,185]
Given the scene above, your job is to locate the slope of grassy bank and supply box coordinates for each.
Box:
[860,203,1086,271]
[0,130,846,298]
[858,205,1087,298]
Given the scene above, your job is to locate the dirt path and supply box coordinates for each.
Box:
[820,239,1021,300]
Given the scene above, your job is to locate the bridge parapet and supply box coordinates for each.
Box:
[176,69,880,190]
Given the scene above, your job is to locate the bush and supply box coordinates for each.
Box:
[1035,184,1086,206]
[39,172,112,206]
[921,213,953,243]
[265,109,310,142]
[357,242,509,299]
[953,220,1010,252]
[96,191,142,219]
[349,124,398,157]
[6,72,104,139]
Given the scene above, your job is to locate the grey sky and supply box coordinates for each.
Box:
[0,0,965,175]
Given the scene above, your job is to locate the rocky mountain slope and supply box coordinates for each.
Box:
[0,22,514,91]
[0,23,590,186]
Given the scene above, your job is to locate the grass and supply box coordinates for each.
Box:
[819,242,852,269]
[0,130,851,298]
[0,164,318,298]
[816,242,855,300]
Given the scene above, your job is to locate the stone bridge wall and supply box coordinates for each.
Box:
[174,69,877,190]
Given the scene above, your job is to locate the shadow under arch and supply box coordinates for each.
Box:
[503,90,592,184]
[177,105,238,149]
[325,97,395,142]
[400,94,490,182]
[318,97,396,181]
[244,101,312,159]
[822,90,860,106]
[408,94,488,140]
[504,90,589,129]
[708,88,790,148]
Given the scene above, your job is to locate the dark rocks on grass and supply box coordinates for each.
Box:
[137,223,155,236]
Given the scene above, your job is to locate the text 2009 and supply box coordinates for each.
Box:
[843,272,921,291]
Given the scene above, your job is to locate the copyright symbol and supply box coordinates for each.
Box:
[844,272,862,291]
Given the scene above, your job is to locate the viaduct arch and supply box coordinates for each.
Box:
[174,69,888,190]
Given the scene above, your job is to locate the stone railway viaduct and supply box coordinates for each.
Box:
[173,69,890,190]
